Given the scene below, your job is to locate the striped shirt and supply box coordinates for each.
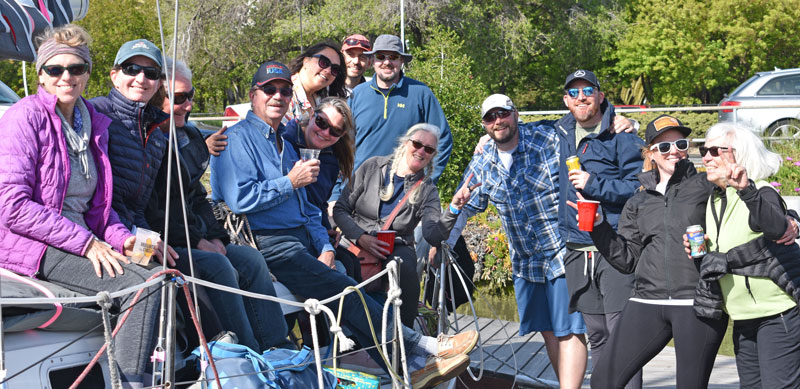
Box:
[461,122,565,282]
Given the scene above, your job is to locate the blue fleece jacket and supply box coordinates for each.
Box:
[554,100,644,245]
[209,111,333,256]
[347,73,452,184]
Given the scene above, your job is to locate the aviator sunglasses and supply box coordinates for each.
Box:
[42,63,90,77]
[260,84,293,98]
[650,139,690,154]
[482,109,512,123]
[311,54,342,77]
[313,114,345,137]
[172,87,195,104]
[374,53,400,62]
[566,86,596,98]
[120,63,162,80]
[409,139,436,154]
[699,146,732,157]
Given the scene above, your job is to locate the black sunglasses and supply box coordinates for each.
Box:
[482,109,513,123]
[314,114,345,137]
[261,84,293,98]
[311,54,342,77]
[650,139,689,154]
[566,86,596,98]
[374,53,400,62]
[120,63,162,80]
[699,146,732,157]
[409,139,436,154]
[42,63,90,77]
[172,87,195,104]
[343,38,371,50]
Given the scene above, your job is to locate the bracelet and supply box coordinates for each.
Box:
[449,204,461,215]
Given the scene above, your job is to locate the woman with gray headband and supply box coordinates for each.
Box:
[0,24,161,388]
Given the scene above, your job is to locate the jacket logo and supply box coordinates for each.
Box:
[397,103,405,108]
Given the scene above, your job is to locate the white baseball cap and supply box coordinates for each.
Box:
[481,94,515,117]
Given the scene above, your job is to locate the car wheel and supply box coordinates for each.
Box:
[767,119,800,149]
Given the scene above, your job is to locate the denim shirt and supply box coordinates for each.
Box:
[210,111,333,255]
[459,122,566,282]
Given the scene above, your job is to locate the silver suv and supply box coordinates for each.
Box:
[0,81,21,119]
[718,68,800,139]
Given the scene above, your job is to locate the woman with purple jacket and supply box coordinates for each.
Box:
[0,25,161,388]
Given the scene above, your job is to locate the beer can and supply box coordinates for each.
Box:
[566,156,581,172]
[687,225,707,258]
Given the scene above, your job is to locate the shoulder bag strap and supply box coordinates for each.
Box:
[381,180,423,230]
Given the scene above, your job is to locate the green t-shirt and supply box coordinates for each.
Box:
[706,182,796,320]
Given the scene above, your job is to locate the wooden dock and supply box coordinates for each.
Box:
[446,314,740,388]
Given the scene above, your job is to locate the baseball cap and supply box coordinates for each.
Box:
[114,39,163,69]
[645,114,692,144]
[342,34,371,52]
[481,94,515,118]
[364,34,412,61]
[564,69,600,89]
[251,61,292,87]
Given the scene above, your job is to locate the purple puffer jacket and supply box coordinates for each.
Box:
[0,88,132,277]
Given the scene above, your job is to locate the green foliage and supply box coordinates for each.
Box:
[767,143,800,196]
[479,231,513,291]
[405,27,488,199]
[614,0,800,104]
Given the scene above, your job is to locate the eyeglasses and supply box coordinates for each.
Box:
[314,114,345,137]
[409,139,436,154]
[41,63,90,77]
[343,38,371,50]
[699,146,732,157]
[261,84,293,98]
[311,54,342,77]
[482,109,513,123]
[172,87,195,104]
[649,139,689,154]
[374,53,400,62]
[566,86,596,98]
[120,63,162,80]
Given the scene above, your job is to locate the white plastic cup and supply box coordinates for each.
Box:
[299,148,320,161]
[130,227,160,266]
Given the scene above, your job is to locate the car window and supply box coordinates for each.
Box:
[757,74,800,96]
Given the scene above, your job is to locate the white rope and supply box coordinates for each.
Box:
[0,276,165,305]
[97,292,121,389]
[382,260,410,388]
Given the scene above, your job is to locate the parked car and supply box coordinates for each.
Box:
[718,68,800,140]
[0,80,21,119]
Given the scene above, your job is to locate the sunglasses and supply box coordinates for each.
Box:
[409,139,436,154]
[649,139,689,154]
[482,109,513,123]
[699,146,732,157]
[261,84,293,98]
[566,86,596,98]
[172,87,195,104]
[314,114,345,137]
[120,63,162,80]
[311,54,342,77]
[343,38,371,50]
[42,63,90,77]
[374,53,401,62]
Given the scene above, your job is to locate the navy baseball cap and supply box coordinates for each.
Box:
[251,61,292,87]
[564,69,600,89]
[114,39,163,68]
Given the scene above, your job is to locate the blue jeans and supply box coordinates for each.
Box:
[173,244,293,351]
[254,227,422,366]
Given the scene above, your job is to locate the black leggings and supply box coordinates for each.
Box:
[590,300,728,388]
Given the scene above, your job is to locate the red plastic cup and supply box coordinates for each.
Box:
[577,200,600,232]
[376,230,396,253]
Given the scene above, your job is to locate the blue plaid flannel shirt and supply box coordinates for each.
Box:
[461,122,566,282]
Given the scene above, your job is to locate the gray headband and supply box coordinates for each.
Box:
[36,40,92,74]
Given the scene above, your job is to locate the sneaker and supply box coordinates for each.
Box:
[410,354,470,388]
[437,330,479,359]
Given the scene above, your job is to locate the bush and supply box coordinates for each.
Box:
[767,143,800,196]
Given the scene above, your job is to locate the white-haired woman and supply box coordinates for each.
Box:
[700,122,800,387]
[334,123,474,327]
